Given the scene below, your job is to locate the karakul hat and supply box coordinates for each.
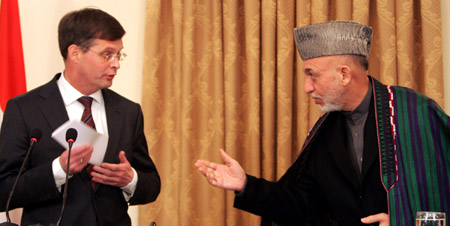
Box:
[294,21,373,61]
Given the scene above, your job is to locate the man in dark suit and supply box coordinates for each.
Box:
[195,21,450,226]
[0,8,160,225]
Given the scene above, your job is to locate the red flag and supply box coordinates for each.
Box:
[0,1,26,222]
[0,0,26,112]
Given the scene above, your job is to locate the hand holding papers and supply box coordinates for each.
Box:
[52,120,108,166]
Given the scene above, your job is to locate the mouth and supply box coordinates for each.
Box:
[105,74,116,80]
[311,94,323,105]
[313,98,323,105]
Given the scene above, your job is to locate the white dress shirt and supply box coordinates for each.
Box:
[52,72,137,200]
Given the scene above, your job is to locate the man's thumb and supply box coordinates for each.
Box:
[119,151,128,163]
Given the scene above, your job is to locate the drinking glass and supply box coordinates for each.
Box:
[416,211,446,226]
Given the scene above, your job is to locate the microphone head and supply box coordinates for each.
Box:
[65,128,78,143]
[30,128,43,143]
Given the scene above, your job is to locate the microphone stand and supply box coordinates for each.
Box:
[1,130,41,226]
[53,128,77,226]
[54,140,74,226]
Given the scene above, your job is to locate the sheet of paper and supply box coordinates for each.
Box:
[51,120,108,166]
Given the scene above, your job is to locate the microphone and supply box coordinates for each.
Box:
[1,128,43,226]
[54,128,77,226]
[65,128,77,149]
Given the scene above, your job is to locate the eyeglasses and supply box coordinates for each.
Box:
[87,48,127,63]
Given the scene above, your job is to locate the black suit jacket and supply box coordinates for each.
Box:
[0,74,160,226]
[234,101,387,225]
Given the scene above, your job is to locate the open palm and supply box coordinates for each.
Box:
[195,149,246,191]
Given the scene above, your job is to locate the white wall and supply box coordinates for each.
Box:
[1,0,146,225]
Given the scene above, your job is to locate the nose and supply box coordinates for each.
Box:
[304,77,314,94]
[110,57,121,69]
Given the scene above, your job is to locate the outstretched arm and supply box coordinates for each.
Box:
[195,149,246,191]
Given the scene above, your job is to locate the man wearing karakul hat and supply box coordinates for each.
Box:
[195,21,450,226]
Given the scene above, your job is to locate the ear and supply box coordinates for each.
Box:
[339,65,352,87]
[67,44,81,63]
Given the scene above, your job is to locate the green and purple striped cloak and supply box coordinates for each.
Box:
[263,76,450,226]
[373,77,450,225]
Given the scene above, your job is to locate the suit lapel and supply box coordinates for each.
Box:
[102,90,124,164]
[38,74,70,133]
[326,113,360,188]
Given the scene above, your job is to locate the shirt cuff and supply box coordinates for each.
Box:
[121,167,138,201]
[52,157,72,192]
[234,175,248,196]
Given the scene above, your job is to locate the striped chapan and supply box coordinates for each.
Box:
[261,77,450,226]
[373,77,450,226]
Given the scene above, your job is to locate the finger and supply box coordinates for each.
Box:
[91,167,119,184]
[82,151,93,165]
[92,171,114,184]
[100,162,120,171]
[194,159,206,167]
[91,165,111,176]
[91,167,129,187]
[219,149,234,165]
[360,216,373,223]
[70,144,93,162]
[93,177,122,187]
[194,160,202,168]
[195,160,211,168]
[361,213,388,224]
[197,159,218,171]
[195,161,208,175]
[119,151,128,164]
[206,168,217,185]
[73,150,90,164]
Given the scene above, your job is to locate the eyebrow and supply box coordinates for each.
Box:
[98,46,123,53]
[101,48,117,53]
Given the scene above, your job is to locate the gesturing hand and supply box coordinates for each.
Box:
[90,151,134,187]
[361,213,389,226]
[195,149,246,191]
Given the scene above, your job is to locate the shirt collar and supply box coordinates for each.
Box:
[57,71,103,106]
[342,79,372,121]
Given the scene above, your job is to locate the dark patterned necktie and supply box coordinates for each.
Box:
[78,96,95,129]
[77,96,97,190]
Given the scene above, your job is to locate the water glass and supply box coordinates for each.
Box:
[416,211,446,226]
